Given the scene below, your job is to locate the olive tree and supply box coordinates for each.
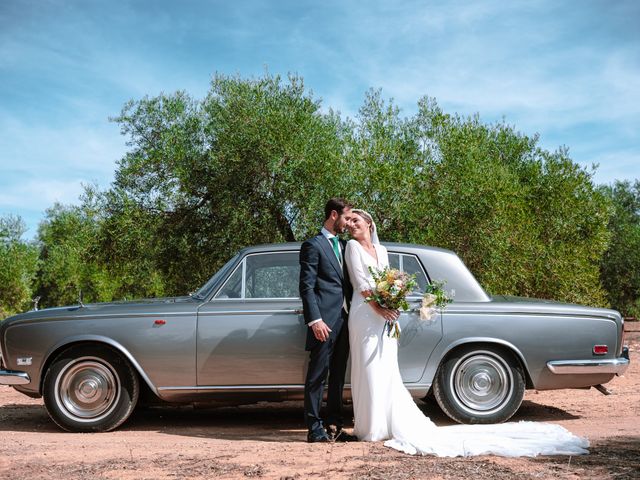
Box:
[344,93,610,306]
[108,73,348,294]
[600,180,640,317]
[0,215,39,318]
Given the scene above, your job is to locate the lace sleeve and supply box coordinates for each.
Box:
[345,240,373,293]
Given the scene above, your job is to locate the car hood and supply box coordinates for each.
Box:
[1,295,198,327]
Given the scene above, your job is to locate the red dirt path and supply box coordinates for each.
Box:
[0,329,638,479]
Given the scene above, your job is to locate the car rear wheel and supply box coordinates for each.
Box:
[43,345,139,432]
[433,345,525,424]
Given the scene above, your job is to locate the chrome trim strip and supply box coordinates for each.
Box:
[13,312,197,324]
[0,369,31,386]
[44,310,615,321]
[241,257,246,298]
[158,385,306,392]
[158,382,431,392]
[439,311,618,320]
[211,297,301,302]
[547,357,630,375]
[198,309,303,316]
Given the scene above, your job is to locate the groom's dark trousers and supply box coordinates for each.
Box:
[299,233,352,433]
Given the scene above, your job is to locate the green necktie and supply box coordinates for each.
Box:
[330,236,342,264]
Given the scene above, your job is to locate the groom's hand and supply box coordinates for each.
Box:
[311,320,332,342]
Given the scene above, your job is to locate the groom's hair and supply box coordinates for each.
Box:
[324,197,353,220]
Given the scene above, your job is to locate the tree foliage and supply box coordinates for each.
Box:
[600,180,640,317]
[344,92,610,305]
[2,72,632,314]
[106,73,347,293]
[0,215,39,318]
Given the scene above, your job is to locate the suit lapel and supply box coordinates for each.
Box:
[316,233,343,279]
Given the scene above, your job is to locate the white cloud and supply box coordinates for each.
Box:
[302,0,640,186]
[0,178,86,210]
[0,116,125,178]
[1,0,638,234]
[579,150,640,186]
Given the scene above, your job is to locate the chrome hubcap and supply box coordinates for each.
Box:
[451,352,513,415]
[55,357,120,422]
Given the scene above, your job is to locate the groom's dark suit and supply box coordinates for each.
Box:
[299,232,353,434]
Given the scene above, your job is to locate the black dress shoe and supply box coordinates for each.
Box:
[307,429,332,443]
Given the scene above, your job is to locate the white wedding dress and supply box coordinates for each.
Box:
[345,239,589,457]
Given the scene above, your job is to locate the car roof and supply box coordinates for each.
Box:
[241,241,456,256]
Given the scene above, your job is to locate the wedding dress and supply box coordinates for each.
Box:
[345,239,589,457]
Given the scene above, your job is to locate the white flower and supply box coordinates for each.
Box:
[422,293,436,307]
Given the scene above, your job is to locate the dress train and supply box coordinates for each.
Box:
[345,239,589,457]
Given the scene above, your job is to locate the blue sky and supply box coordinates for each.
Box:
[1,0,639,238]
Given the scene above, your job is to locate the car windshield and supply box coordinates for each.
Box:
[191,253,241,300]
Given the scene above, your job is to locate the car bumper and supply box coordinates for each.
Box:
[547,347,630,375]
[0,369,31,386]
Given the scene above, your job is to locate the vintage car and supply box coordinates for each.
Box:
[0,243,630,432]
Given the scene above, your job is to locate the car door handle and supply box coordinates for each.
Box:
[294,309,304,315]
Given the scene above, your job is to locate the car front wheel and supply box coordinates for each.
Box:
[433,346,525,424]
[43,345,139,432]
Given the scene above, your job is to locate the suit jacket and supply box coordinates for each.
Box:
[299,233,353,351]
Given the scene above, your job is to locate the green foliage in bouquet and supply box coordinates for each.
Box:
[365,266,417,311]
[365,266,418,338]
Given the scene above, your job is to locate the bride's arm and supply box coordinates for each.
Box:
[346,241,399,322]
[345,240,372,293]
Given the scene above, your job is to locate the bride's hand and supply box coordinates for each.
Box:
[360,290,400,321]
[371,302,400,322]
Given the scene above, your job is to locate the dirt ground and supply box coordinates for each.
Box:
[1,329,638,480]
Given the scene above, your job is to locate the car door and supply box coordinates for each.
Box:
[196,250,307,386]
[388,252,444,382]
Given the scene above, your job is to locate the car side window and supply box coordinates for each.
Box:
[402,254,428,294]
[214,264,243,299]
[246,252,300,298]
[388,252,428,295]
[215,252,300,299]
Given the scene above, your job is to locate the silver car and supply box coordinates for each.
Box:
[0,243,630,432]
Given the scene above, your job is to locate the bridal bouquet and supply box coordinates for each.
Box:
[420,280,453,321]
[365,266,417,339]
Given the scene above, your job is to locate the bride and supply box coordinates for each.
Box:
[344,209,589,457]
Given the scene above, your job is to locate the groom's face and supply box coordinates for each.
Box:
[333,207,353,234]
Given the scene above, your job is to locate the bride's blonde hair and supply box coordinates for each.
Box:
[352,209,374,232]
[352,208,380,244]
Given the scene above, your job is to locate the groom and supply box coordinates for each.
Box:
[299,198,356,443]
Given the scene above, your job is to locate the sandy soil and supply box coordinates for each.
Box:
[1,329,638,480]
